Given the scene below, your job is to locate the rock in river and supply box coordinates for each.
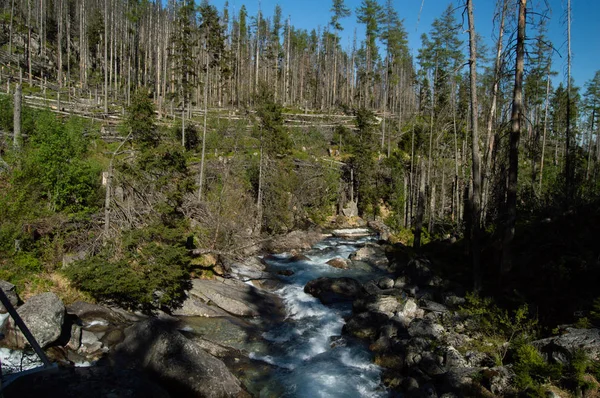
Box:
[304,277,364,304]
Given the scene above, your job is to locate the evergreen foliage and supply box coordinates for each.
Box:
[126,89,158,148]
[64,223,191,312]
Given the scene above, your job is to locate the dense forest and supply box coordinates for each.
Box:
[0,0,600,395]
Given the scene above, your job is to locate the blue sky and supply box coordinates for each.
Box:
[215,0,599,88]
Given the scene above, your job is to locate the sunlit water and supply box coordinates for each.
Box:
[253,235,391,398]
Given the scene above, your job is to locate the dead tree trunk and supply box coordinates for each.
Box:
[467,0,482,291]
[104,132,131,241]
[414,160,426,250]
[502,0,526,275]
[13,81,22,150]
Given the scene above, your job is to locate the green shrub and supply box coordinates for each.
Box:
[513,343,562,394]
[459,294,538,365]
[64,225,192,313]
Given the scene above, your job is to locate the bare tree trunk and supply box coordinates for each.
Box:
[104,133,131,241]
[104,0,108,113]
[256,129,264,232]
[482,0,507,221]
[13,81,22,149]
[57,0,63,111]
[28,0,32,85]
[502,0,526,275]
[586,107,596,180]
[565,0,573,204]
[254,5,261,96]
[539,67,551,192]
[467,0,482,292]
[198,49,209,201]
[9,0,15,59]
[452,79,460,223]
[414,160,426,249]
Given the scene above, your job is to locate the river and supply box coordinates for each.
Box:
[249,234,391,397]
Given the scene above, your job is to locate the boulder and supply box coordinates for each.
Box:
[343,311,390,340]
[172,295,230,317]
[442,293,466,308]
[377,277,395,290]
[78,329,105,358]
[114,318,248,398]
[349,244,389,269]
[227,257,272,284]
[464,350,492,368]
[289,253,311,262]
[367,219,392,241]
[342,201,359,217]
[276,269,295,276]
[370,335,392,353]
[347,260,374,272]
[402,377,420,393]
[66,323,82,351]
[443,367,480,392]
[403,257,434,285]
[532,328,600,364]
[419,383,438,398]
[363,280,382,296]
[408,319,445,340]
[444,346,468,369]
[364,296,401,317]
[189,277,283,319]
[394,276,407,289]
[304,277,364,304]
[326,257,349,269]
[0,280,19,314]
[265,230,323,253]
[3,292,65,349]
[419,300,449,314]
[418,351,445,377]
[398,298,421,320]
[481,366,515,396]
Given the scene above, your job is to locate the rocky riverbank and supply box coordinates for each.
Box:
[303,241,600,397]
[1,228,598,397]
[0,228,329,397]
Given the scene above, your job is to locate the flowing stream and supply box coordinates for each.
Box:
[251,234,391,397]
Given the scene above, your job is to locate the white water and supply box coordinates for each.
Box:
[255,235,390,398]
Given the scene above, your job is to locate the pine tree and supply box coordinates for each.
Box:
[356,0,383,107]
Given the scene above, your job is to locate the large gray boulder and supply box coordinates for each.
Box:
[304,277,364,304]
[114,318,248,398]
[264,230,324,253]
[481,366,515,396]
[408,318,445,340]
[343,311,390,341]
[188,277,283,319]
[403,257,434,285]
[326,257,349,269]
[172,295,231,317]
[532,328,600,364]
[3,292,65,349]
[367,219,392,241]
[0,280,19,314]
[349,243,389,269]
